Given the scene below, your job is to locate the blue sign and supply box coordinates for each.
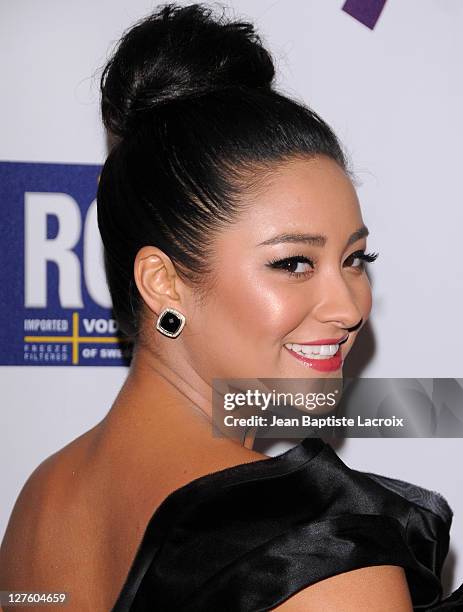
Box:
[0,161,132,366]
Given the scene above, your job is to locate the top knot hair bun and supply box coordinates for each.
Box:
[100,2,276,138]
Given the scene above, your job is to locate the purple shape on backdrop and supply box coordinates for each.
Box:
[342,0,388,30]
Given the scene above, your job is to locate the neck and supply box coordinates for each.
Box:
[102,340,250,448]
[128,340,213,422]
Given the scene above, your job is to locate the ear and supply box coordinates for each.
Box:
[133,245,182,317]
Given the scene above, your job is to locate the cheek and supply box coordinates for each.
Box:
[185,276,296,378]
[200,270,304,347]
[217,280,291,340]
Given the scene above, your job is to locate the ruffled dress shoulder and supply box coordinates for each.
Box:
[112,436,463,611]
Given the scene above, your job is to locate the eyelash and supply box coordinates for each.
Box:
[266,250,379,278]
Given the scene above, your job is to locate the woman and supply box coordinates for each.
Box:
[1,3,462,610]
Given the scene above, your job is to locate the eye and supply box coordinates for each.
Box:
[344,250,379,269]
[266,254,315,278]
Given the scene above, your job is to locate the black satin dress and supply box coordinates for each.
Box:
[112,436,463,611]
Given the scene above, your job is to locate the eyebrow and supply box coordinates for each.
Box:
[256,225,369,248]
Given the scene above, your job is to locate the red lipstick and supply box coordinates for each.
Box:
[284,344,344,372]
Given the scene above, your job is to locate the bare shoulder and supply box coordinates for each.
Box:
[1,436,83,574]
[0,426,107,610]
[272,565,413,611]
[0,424,269,611]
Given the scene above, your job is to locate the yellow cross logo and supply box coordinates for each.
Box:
[24,312,130,365]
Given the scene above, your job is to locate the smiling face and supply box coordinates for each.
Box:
[180,154,374,381]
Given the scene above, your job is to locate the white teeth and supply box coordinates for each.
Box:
[285,343,339,359]
[319,344,337,356]
[302,345,320,355]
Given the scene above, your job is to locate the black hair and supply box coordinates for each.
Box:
[97,2,347,343]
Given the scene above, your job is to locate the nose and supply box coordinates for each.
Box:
[311,269,365,331]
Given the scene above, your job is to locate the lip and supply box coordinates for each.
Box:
[284,344,343,372]
[287,334,349,346]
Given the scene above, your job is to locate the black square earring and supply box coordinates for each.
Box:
[155,307,186,338]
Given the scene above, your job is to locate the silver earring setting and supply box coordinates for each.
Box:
[155,307,186,338]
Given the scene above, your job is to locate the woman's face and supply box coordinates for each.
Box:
[184,154,373,381]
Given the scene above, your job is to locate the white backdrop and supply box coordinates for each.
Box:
[1,0,462,595]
